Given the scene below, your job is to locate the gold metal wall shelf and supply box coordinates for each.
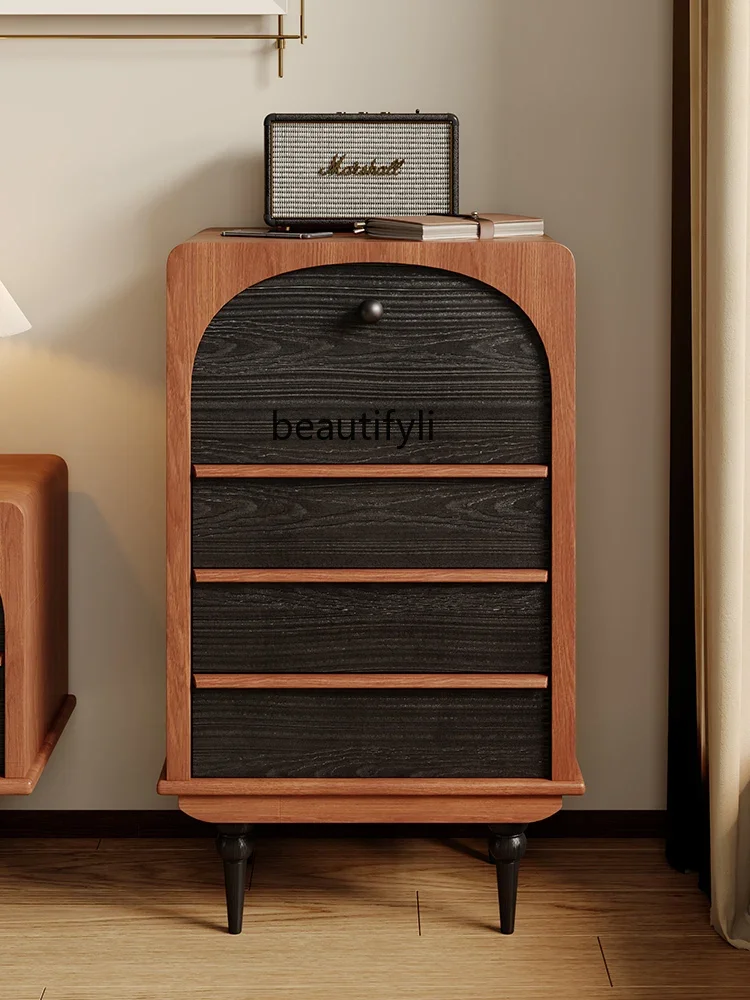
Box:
[0,0,306,77]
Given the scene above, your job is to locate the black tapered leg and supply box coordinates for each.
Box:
[215,824,254,934]
[488,824,528,934]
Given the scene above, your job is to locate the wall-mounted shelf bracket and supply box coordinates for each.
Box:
[0,0,306,77]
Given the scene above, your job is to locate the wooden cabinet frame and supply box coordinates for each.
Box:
[0,455,74,795]
[159,230,582,826]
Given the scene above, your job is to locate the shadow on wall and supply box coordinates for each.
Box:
[0,155,269,807]
[26,154,264,384]
[0,491,166,809]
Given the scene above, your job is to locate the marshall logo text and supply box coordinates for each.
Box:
[317,154,406,177]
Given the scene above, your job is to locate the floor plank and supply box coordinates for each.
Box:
[0,836,742,999]
[0,849,221,901]
[601,933,750,988]
[0,837,99,853]
[7,925,607,999]
[96,837,213,853]
[39,990,750,1000]
[253,836,697,894]
[417,887,712,937]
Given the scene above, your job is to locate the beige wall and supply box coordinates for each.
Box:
[0,0,672,811]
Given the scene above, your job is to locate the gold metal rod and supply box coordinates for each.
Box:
[0,33,302,41]
[0,1,309,78]
[277,12,285,77]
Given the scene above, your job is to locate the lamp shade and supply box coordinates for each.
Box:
[0,279,30,337]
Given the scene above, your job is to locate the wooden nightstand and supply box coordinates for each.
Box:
[158,232,583,934]
[0,455,74,795]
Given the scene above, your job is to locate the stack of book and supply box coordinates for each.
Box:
[365,213,544,241]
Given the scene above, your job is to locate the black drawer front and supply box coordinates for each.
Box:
[191,264,551,465]
[192,478,549,569]
[192,583,550,674]
[191,689,551,778]
[0,666,4,777]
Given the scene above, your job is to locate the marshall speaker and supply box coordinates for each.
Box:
[264,112,459,230]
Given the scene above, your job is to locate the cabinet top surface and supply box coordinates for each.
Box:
[0,455,67,507]
[179,228,565,250]
[0,454,66,481]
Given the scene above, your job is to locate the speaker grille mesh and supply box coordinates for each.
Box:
[268,119,455,222]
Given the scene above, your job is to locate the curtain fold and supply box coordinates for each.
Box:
[667,0,707,884]
[691,0,750,949]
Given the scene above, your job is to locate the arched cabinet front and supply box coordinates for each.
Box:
[191,263,551,465]
[188,262,555,781]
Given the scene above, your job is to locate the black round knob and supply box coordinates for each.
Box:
[359,299,384,324]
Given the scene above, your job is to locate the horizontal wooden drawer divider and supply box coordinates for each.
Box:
[158,775,585,798]
[193,463,549,479]
[193,673,549,690]
[193,568,549,584]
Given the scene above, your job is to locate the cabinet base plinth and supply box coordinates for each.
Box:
[177,793,565,825]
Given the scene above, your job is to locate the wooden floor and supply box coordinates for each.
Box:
[0,836,747,999]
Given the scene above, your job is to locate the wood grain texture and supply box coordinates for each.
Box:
[249,837,698,897]
[0,664,4,777]
[194,463,550,478]
[418,888,712,941]
[242,838,701,909]
[192,477,550,569]
[599,935,750,989]
[44,990,750,1000]
[193,569,548,584]
[191,688,551,779]
[159,775,584,797]
[0,455,71,784]
[177,794,565,824]
[0,598,3,773]
[191,582,550,675]
[0,694,76,795]
[0,836,737,1000]
[165,234,577,790]
[193,673,549,689]
[190,264,551,465]
[0,501,25,777]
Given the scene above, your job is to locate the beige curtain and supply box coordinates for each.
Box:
[692,0,750,949]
